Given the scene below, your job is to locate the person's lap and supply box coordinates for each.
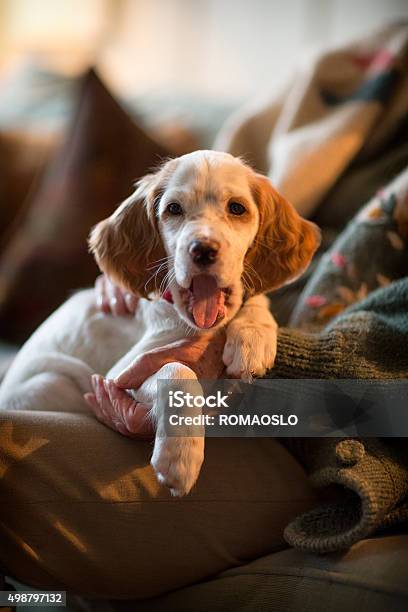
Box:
[0,408,317,599]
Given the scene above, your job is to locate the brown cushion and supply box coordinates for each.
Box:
[0,130,56,249]
[0,69,171,343]
[132,534,408,612]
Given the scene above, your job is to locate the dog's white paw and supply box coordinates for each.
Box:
[151,435,204,497]
[223,323,277,381]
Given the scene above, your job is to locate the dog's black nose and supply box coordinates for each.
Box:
[189,239,219,266]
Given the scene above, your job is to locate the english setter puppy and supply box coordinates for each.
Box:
[0,151,319,495]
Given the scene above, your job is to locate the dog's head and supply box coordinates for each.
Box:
[89,151,320,330]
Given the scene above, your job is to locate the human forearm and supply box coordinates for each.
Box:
[271,279,408,379]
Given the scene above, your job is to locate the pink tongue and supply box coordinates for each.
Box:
[191,275,222,329]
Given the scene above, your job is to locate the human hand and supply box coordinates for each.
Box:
[95,274,139,316]
[113,330,226,390]
[84,374,154,439]
[84,331,226,438]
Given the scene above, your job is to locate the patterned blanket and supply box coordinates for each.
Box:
[217,22,408,221]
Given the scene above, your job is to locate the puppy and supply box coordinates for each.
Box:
[0,151,320,495]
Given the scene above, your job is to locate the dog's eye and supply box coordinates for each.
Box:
[167,202,183,215]
[228,201,246,216]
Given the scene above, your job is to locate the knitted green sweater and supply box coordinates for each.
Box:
[275,278,408,380]
[272,278,408,553]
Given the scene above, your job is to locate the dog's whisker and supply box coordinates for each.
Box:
[159,269,173,295]
[242,273,254,294]
[241,271,251,292]
[159,266,177,296]
[146,265,166,293]
[146,255,175,271]
[144,261,169,293]
[242,266,256,293]
[150,253,175,264]
[159,272,171,295]
[244,261,263,289]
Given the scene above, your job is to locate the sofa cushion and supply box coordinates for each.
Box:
[128,534,408,612]
[0,68,170,343]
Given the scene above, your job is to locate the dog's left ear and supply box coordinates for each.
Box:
[246,174,321,294]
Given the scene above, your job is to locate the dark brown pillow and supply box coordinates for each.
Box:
[0,130,56,249]
[0,69,171,343]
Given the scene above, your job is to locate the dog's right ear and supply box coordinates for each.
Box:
[89,171,168,298]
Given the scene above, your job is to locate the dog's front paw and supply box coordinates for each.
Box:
[151,436,204,497]
[223,322,277,382]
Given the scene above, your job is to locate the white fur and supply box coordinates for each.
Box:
[0,151,279,496]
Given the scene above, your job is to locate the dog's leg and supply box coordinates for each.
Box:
[0,353,93,412]
[223,294,277,381]
[145,362,205,497]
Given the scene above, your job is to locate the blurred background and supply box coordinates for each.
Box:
[1,0,408,99]
[1,0,407,150]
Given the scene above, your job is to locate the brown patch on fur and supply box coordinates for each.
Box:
[89,162,178,297]
[247,174,321,294]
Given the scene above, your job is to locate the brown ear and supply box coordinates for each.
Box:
[246,174,321,294]
[89,173,167,297]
